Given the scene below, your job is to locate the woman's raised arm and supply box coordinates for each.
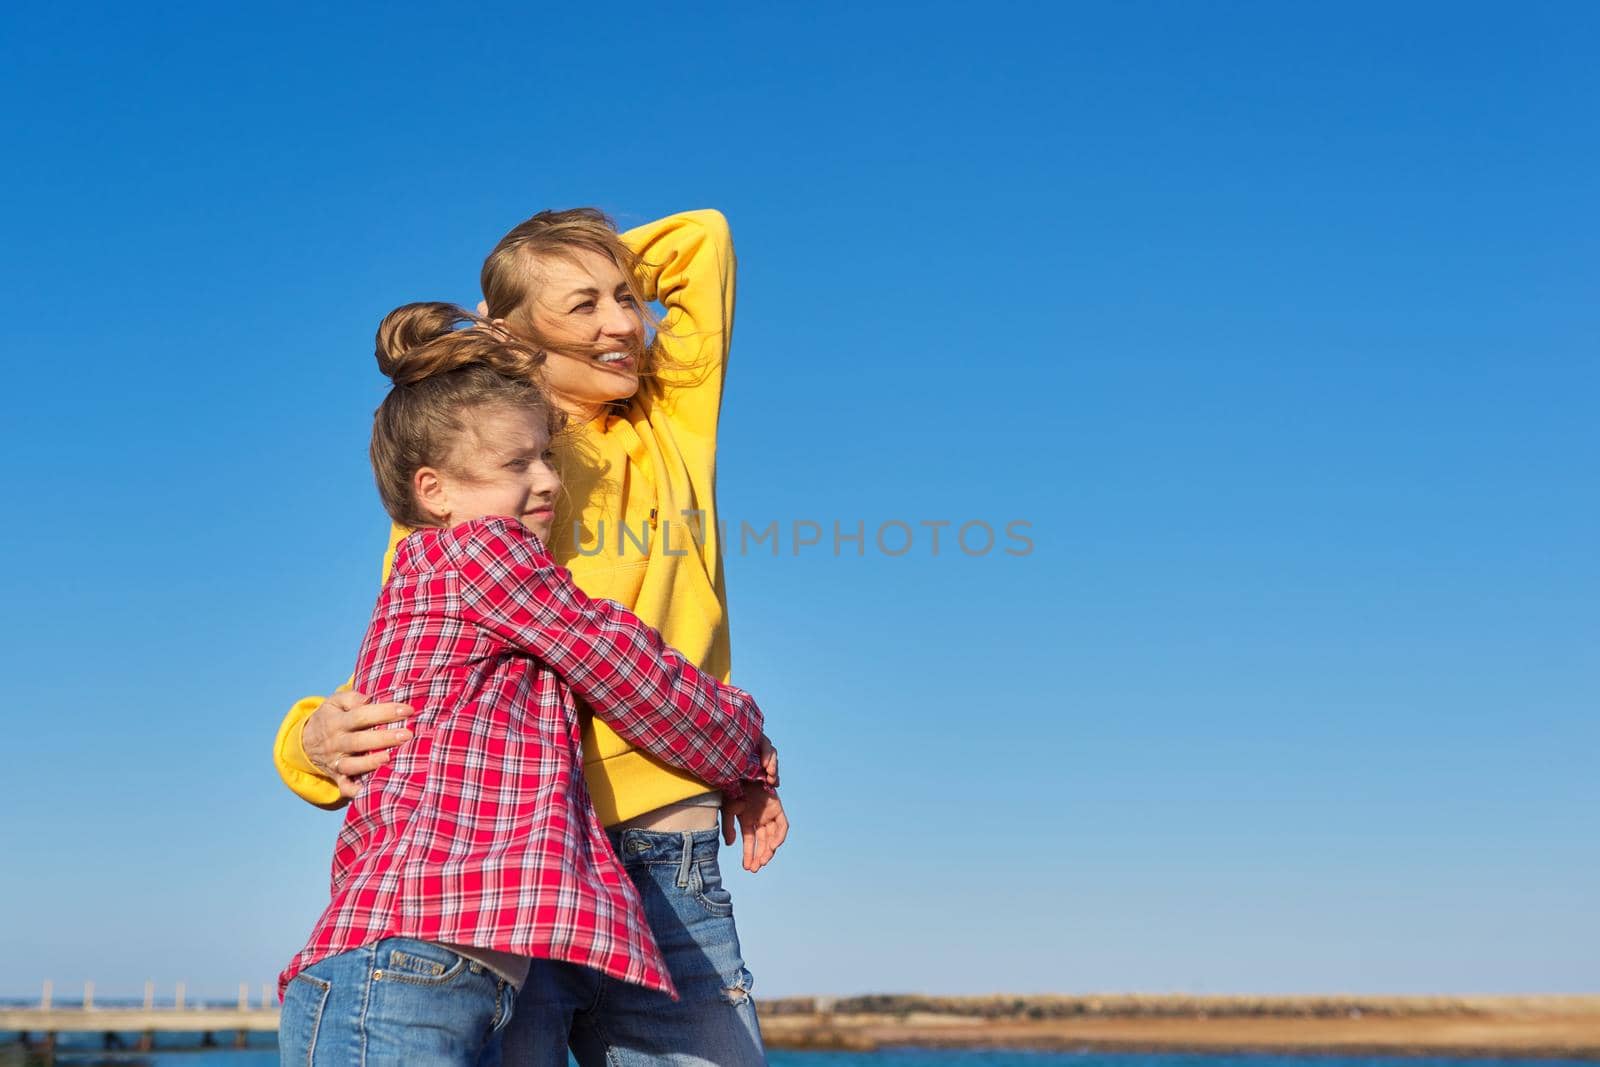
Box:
[621,209,736,430]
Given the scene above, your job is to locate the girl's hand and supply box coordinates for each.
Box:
[721,788,789,873]
[302,690,414,799]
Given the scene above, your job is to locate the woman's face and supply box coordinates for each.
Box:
[517,248,646,418]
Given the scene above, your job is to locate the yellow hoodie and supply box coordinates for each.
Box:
[273,209,737,824]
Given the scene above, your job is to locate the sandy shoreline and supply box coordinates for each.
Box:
[758,995,1600,1058]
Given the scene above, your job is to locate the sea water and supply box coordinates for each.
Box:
[7,1045,1594,1067]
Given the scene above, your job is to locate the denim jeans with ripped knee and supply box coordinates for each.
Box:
[503,828,765,1067]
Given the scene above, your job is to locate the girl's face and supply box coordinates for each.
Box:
[414,405,561,541]
[518,247,647,419]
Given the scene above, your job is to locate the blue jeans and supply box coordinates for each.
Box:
[503,828,766,1066]
[280,938,516,1066]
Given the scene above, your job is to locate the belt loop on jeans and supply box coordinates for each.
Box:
[676,830,694,888]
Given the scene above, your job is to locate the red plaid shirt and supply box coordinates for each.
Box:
[280,516,764,998]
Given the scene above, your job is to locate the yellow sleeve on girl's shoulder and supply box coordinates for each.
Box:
[621,210,736,432]
[270,521,412,811]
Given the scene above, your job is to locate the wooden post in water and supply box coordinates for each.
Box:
[144,980,155,1009]
[239,982,249,1010]
[83,980,94,1010]
[41,978,53,1009]
[176,980,186,1010]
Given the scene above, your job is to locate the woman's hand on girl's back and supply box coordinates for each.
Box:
[302,690,414,799]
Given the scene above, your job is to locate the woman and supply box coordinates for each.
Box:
[273,208,787,1065]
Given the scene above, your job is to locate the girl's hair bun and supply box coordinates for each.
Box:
[376,302,475,384]
[367,301,561,529]
[374,301,543,386]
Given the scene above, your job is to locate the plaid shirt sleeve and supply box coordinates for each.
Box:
[452,517,765,790]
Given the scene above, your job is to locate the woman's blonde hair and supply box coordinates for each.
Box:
[370,302,564,528]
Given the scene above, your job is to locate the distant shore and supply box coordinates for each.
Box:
[5,993,1597,1060]
[759,994,1600,1058]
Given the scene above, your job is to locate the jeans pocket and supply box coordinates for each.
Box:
[691,858,735,917]
[279,973,331,1066]
[364,945,503,1063]
[374,939,470,986]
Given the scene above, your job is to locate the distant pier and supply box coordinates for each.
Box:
[2,982,277,1063]
[2,1007,278,1049]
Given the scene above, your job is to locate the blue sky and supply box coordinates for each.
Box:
[2,1,1596,999]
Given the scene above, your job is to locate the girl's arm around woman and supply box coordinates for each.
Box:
[455,515,766,791]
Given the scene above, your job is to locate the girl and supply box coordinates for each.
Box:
[274,210,785,1064]
[279,304,775,1066]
